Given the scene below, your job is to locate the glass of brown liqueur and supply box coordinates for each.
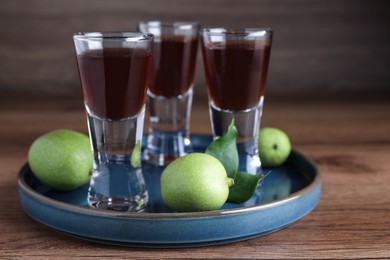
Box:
[73,32,153,212]
[200,28,273,176]
[138,21,199,167]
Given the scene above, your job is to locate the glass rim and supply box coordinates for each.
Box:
[138,21,200,29]
[201,27,273,37]
[73,32,154,41]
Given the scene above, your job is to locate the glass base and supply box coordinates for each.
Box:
[89,193,148,212]
[86,108,148,212]
[145,88,193,166]
[87,158,148,212]
[144,129,192,167]
[209,98,264,176]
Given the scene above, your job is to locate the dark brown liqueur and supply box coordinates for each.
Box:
[76,48,151,120]
[149,36,198,97]
[202,41,271,111]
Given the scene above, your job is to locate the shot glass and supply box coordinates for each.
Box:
[138,21,199,167]
[73,32,153,212]
[200,28,273,176]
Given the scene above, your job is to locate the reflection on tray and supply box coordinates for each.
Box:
[23,135,314,214]
[24,159,311,213]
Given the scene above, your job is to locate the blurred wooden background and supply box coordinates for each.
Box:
[1,0,389,102]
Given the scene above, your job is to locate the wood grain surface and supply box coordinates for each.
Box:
[0,97,389,259]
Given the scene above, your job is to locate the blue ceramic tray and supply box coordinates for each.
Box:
[18,135,321,248]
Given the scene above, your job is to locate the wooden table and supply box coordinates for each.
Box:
[1,96,389,259]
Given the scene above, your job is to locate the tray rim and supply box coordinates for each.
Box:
[17,149,320,220]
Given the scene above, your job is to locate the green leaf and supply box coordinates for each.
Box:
[227,172,262,203]
[205,120,271,204]
[205,120,238,179]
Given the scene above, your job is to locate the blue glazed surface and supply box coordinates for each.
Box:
[18,135,321,247]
